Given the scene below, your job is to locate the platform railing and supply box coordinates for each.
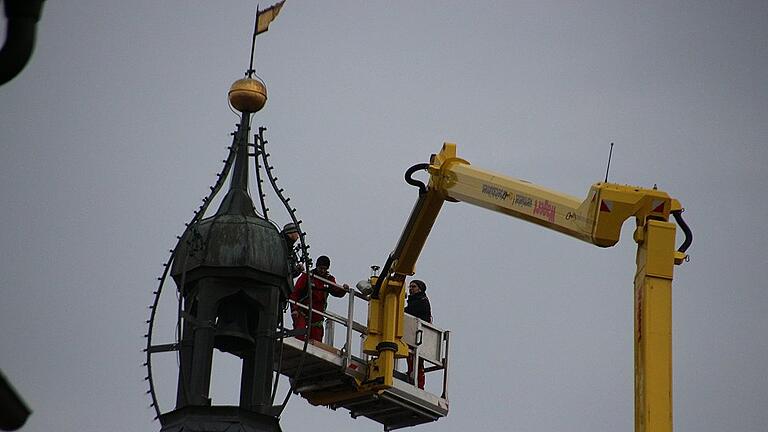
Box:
[286,273,369,369]
[286,274,449,398]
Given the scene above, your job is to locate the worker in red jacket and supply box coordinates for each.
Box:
[290,255,348,342]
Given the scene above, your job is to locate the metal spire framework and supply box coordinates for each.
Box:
[143,3,309,431]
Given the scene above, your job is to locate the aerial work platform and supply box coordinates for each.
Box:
[276,288,450,430]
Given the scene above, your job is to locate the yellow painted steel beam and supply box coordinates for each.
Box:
[362,194,443,389]
[634,220,676,432]
[440,161,592,243]
[433,143,676,248]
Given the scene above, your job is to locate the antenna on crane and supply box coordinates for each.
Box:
[604,142,614,183]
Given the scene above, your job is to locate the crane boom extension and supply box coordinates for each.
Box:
[363,143,690,432]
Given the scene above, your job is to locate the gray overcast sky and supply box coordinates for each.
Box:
[1,1,767,431]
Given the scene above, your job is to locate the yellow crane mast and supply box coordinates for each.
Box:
[362,143,692,432]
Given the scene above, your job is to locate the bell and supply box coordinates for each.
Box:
[214,298,256,356]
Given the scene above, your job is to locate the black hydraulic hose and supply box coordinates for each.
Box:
[404,163,429,195]
[0,0,45,86]
[371,163,430,298]
[671,209,693,254]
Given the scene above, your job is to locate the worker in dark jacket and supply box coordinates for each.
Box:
[404,279,431,389]
[405,279,431,322]
[281,222,304,278]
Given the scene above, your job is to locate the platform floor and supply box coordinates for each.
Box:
[276,338,448,430]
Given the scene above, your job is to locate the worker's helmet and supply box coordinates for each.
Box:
[282,223,298,234]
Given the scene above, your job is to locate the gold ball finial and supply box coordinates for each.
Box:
[228,77,267,113]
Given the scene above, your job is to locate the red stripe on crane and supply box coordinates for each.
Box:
[651,200,665,213]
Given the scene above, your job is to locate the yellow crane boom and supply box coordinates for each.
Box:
[362,143,691,432]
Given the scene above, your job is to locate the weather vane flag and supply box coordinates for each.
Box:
[255,1,285,35]
[248,1,285,77]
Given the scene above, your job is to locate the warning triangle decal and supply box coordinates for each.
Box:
[651,199,665,213]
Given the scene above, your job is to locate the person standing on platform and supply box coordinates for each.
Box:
[281,222,304,278]
[289,255,348,342]
[405,279,432,389]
